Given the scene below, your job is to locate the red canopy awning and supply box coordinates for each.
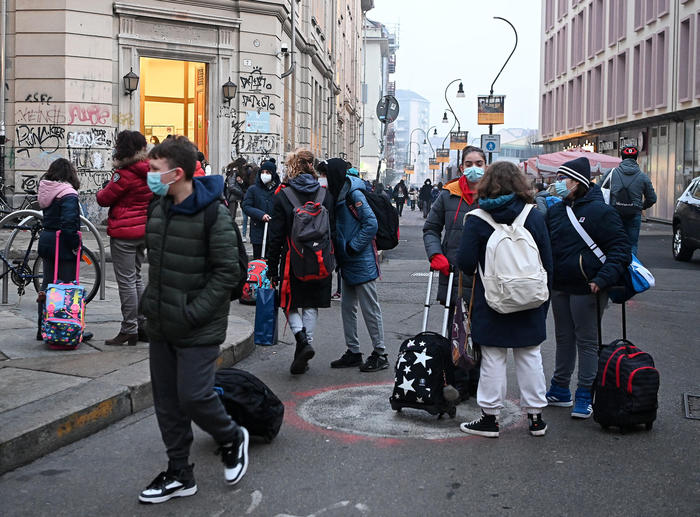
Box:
[525,149,621,178]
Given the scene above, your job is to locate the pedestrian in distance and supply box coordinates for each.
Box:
[601,145,657,255]
[267,149,335,375]
[96,130,153,346]
[138,136,248,504]
[545,157,631,419]
[423,145,486,399]
[224,158,246,220]
[419,178,433,218]
[393,179,409,216]
[457,161,553,437]
[238,168,252,242]
[325,158,388,372]
[36,159,94,343]
[409,187,418,210]
[242,159,280,259]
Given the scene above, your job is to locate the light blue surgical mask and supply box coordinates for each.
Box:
[463,166,484,182]
[147,169,176,196]
[554,179,570,198]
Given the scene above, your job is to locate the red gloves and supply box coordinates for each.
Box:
[430,254,450,276]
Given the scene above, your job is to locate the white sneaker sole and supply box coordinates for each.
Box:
[530,427,548,436]
[139,485,197,504]
[547,399,573,407]
[571,411,593,419]
[225,427,250,485]
[459,423,499,438]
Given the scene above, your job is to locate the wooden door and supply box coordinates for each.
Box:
[194,64,208,155]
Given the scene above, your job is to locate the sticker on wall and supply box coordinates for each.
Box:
[245,111,271,133]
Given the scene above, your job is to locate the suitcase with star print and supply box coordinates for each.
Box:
[389,268,458,419]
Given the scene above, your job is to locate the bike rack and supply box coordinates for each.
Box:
[0,210,106,304]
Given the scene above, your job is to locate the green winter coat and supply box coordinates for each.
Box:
[141,176,239,347]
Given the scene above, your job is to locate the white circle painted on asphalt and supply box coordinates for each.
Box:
[295,383,523,440]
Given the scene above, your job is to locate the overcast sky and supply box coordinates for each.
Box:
[368,0,542,140]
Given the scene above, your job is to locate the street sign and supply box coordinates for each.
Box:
[429,158,440,170]
[481,134,501,153]
[404,165,415,175]
[436,148,450,163]
[449,131,469,151]
[477,95,505,125]
[376,95,399,124]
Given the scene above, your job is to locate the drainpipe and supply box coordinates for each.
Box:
[281,0,296,79]
[0,0,7,188]
[281,0,295,149]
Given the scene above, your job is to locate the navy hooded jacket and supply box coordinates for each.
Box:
[242,169,281,245]
[546,184,631,294]
[458,197,553,348]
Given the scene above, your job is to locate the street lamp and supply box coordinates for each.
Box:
[485,17,518,164]
[444,79,464,173]
[456,82,465,98]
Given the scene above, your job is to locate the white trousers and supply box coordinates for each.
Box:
[477,345,548,416]
[287,308,318,343]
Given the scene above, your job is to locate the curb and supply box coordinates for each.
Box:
[0,316,254,475]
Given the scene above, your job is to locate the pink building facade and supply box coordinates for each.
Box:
[538,0,700,222]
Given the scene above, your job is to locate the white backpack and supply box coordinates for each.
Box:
[468,204,549,314]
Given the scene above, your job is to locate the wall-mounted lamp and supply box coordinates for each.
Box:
[222,77,238,104]
[123,67,139,97]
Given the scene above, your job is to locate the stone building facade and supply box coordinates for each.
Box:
[0,0,366,220]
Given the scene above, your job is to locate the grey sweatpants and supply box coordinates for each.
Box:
[110,237,146,334]
[551,290,608,389]
[341,278,385,354]
[149,340,239,469]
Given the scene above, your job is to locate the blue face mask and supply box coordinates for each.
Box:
[147,169,176,196]
[463,166,484,182]
[554,179,570,198]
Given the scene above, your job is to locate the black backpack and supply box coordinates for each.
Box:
[612,171,640,216]
[214,368,284,443]
[204,199,248,300]
[348,189,400,250]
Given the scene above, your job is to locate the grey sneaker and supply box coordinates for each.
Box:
[359,351,389,372]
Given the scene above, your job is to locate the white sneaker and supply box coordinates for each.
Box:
[221,427,249,485]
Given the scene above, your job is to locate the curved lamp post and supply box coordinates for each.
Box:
[486,17,518,164]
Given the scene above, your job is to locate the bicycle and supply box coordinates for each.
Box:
[0,216,101,303]
[0,184,40,214]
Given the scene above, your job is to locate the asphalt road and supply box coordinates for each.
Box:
[1,208,699,517]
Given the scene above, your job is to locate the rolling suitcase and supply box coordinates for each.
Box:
[254,223,278,346]
[42,231,86,350]
[592,296,659,431]
[389,268,458,419]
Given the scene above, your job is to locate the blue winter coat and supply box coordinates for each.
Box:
[458,197,553,349]
[38,181,81,261]
[334,176,379,286]
[242,171,280,245]
[546,184,631,295]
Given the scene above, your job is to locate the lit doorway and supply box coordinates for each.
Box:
[139,57,208,155]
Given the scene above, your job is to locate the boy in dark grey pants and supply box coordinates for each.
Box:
[138,136,248,504]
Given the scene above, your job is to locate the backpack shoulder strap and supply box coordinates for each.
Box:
[203,199,221,248]
[601,169,614,188]
[467,208,500,231]
[565,206,606,263]
[313,187,326,204]
[281,186,303,208]
[512,204,534,227]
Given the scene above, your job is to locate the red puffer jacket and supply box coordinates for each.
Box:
[96,153,153,240]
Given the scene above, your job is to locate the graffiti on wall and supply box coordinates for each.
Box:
[239,67,272,93]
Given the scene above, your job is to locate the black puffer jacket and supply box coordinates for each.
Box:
[546,184,631,295]
[141,176,240,347]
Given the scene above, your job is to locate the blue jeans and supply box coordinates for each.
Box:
[241,211,248,237]
[620,213,642,255]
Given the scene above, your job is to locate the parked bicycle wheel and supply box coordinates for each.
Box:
[33,246,102,303]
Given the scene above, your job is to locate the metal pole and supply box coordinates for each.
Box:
[0,0,7,190]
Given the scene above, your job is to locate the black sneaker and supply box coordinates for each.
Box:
[459,412,499,438]
[138,465,197,504]
[220,427,249,485]
[330,350,363,368]
[528,413,548,436]
[359,351,389,372]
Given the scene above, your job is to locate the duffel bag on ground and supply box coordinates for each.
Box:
[214,368,284,443]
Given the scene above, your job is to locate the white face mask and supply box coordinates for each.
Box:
[318,177,328,187]
[260,172,272,185]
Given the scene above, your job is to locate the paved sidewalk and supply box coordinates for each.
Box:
[0,240,255,474]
